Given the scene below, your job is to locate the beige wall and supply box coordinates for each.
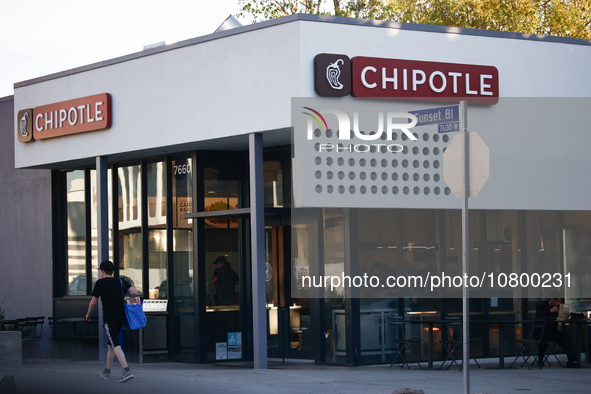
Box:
[0,96,52,334]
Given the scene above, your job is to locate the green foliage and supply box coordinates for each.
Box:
[385,0,591,39]
[208,201,235,211]
[238,0,591,39]
[238,0,324,21]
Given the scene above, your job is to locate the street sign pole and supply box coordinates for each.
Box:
[460,101,470,394]
[443,103,490,394]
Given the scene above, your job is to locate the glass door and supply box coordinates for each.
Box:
[203,154,242,362]
[266,224,313,360]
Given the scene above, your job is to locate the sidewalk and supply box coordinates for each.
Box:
[1,358,590,394]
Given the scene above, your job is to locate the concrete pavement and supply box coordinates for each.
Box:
[1,358,590,394]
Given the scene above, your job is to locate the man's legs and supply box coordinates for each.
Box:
[106,345,116,370]
[102,322,134,381]
[537,331,548,367]
[113,346,128,369]
[548,330,577,365]
[101,345,116,379]
[550,331,579,363]
[537,343,547,366]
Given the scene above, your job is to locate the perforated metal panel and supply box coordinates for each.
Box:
[293,98,457,208]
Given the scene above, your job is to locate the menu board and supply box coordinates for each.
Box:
[143,300,168,312]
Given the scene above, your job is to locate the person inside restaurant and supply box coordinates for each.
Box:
[535,292,579,368]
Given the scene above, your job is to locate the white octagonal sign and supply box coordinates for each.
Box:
[443,132,490,198]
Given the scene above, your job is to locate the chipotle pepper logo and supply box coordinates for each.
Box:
[314,54,351,97]
[17,109,34,143]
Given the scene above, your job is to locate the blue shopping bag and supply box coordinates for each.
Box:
[120,279,147,330]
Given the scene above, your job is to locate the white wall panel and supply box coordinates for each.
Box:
[15,23,301,168]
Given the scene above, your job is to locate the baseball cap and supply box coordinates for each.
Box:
[100,260,114,271]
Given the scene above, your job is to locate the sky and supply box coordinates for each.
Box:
[0,0,253,98]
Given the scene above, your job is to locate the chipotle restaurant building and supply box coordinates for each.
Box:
[2,14,591,367]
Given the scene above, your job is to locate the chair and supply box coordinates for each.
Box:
[48,317,70,361]
[438,317,480,370]
[510,318,547,369]
[18,319,39,364]
[543,340,563,367]
[25,316,45,353]
[388,316,422,369]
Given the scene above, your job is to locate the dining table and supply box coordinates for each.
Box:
[0,319,19,331]
[406,318,454,369]
[58,317,88,359]
[473,320,523,369]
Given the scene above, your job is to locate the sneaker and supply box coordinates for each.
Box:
[116,370,134,383]
[100,369,111,380]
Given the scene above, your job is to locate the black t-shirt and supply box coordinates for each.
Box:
[91,277,132,324]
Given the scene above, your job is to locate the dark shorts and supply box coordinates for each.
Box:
[103,321,123,348]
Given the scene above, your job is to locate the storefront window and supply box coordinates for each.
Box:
[147,161,167,300]
[203,156,240,214]
[66,170,86,295]
[357,208,400,363]
[263,160,283,208]
[403,209,439,306]
[118,164,143,293]
[323,208,346,363]
[172,156,194,361]
[204,154,242,362]
[90,169,113,288]
[290,220,311,351]
[564,211,591,311]
[205,219,240,361]
[266,227,279,350]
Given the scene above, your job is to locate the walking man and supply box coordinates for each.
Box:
[86,260,139,382]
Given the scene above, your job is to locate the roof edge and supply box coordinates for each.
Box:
[13,14,591,91]
[0,95,14,103]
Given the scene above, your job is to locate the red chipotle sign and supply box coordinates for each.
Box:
[314,54,499,104]
[17,93,112,143]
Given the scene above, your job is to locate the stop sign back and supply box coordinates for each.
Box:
[443,132,490,198]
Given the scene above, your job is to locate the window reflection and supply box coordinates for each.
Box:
[148,161,167,300]
[172,156,194,305]
[263,160,283,208]
[90,169,113,289]
[323,208,346,363]
[118,165,143,294]
[66,170,86,295]
[203,159,240,215]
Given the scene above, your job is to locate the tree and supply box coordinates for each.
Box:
[238,0,591,39]
[238,1,323,21]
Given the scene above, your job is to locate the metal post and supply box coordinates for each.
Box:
[249,133,267,369]
[96,156,109,362]
[460,101,470,394]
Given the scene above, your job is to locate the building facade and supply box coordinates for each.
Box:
[3,14,591,366]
